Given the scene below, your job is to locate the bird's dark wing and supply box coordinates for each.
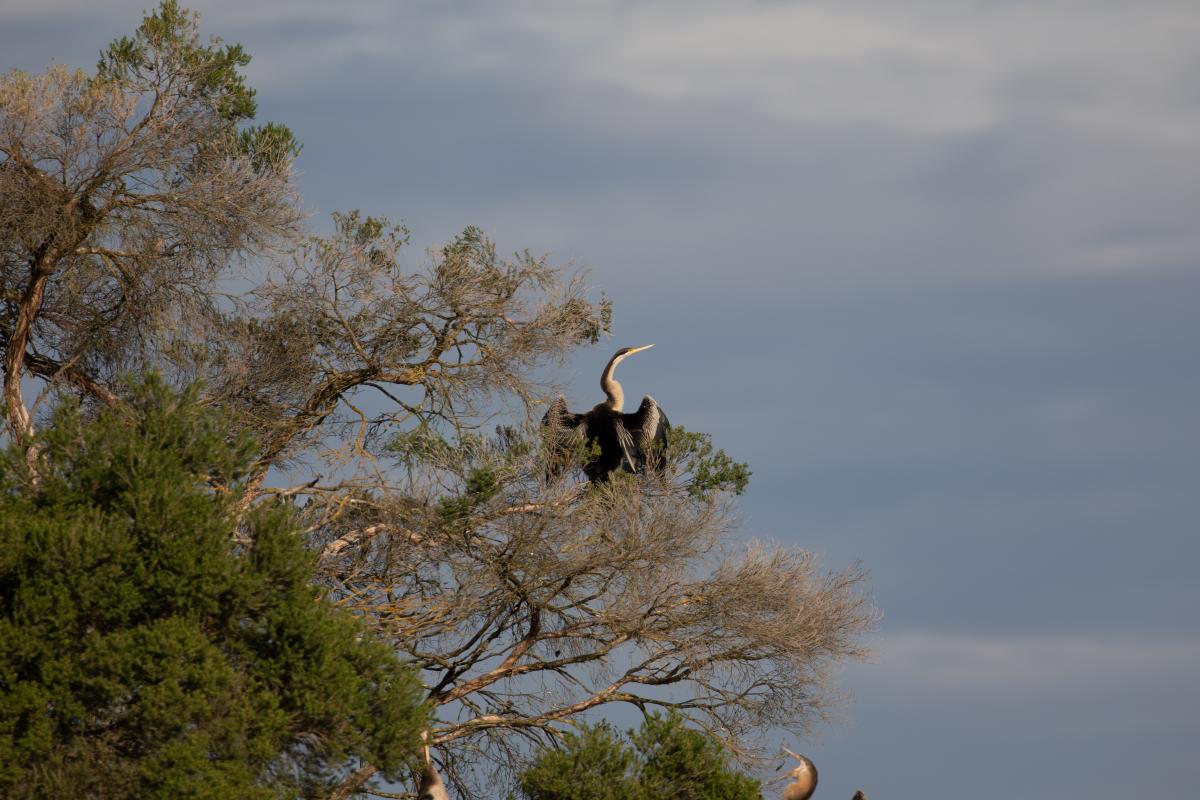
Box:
[543,395,587,477]
[542,395,584,430]
[624,395,670,472]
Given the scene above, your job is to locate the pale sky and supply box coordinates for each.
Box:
[3,1,1198,797]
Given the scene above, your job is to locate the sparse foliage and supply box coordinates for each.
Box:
[200,214,607,492]
[0,0,300,442]
[313,421,870,796]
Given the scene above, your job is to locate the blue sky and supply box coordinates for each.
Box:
[4,1,1199,797]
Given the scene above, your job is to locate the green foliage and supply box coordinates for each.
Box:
[465,465,502,500]
[437,466,503,527]
[518,714,760,800]
[386,424,454,470]
[442,225,489,260]
[238,122,303,173]
[97,1,257,123]
[328,209,410,254]
[666,427,752,499]
[519,724,634,800]
[630,714,761,800]
[597,295,614,342]
[95,1,297,174]
[0,376,427,798]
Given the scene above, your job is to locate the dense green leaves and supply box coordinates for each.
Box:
[0,377,427,798]
[631,714,761,800]
[518,714,760,800]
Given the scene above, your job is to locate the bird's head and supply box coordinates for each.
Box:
[614,344,654,362]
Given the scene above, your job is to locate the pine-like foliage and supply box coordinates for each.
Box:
[518,713,761,800]
[0,376,427,798]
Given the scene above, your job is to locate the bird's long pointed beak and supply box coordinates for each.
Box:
[628,344,655,354]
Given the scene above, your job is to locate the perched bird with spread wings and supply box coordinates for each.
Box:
[543,345,670,483]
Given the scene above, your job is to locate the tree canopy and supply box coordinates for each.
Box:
[1,4,875,797]
[0,376,428,798]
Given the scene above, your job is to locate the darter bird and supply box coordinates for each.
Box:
[543,344,670,483]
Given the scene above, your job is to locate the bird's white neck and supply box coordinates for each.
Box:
[600,353,625,411]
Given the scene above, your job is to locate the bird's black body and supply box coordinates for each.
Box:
[544,345,670,483]
[548,396,670,482]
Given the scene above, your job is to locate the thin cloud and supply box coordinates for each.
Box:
[864,631,1200,694]
[13,1,1195,142]
[184,0,1200,141]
